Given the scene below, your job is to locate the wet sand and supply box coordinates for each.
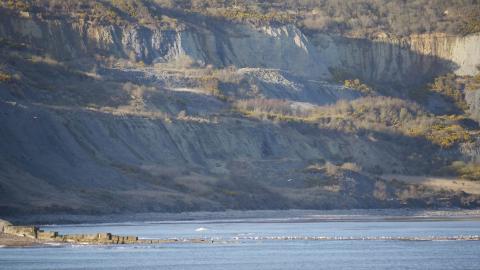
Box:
[5,209,480,225]
[0,233,44,247]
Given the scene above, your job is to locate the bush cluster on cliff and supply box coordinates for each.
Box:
[234,96,474,149]
[343,79,375,96]
[437,161,480,181]
[0,71,12,83]
[2,0,479,37]
[152,0,480,36]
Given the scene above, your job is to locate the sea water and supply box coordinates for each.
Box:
[1,219,480,270]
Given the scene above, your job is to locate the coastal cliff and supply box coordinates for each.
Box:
[0,14,330,79]
[0,2,479,217]
[313,32,480,87]
[2,10,478,87]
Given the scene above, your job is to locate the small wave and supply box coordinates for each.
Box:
[44,242,63,246]
[195,227,208,232]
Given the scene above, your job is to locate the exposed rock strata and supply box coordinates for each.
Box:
[313,32,480,86]
[0,9,479,216]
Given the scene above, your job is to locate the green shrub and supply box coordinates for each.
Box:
[438,161,480,181]
[424,124,471,148]
[0,72,12,83]
[428,73,468,111]
[461,20,480,35]
[344,79,375,95]
[3,0,31,11]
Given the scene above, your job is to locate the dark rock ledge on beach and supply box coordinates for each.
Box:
[0,219,153,247]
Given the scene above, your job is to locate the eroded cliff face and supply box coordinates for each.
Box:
[465,89,480,122]
[0,15,330,79]
[313,32,480,87]
[4,13,478,88]
[1,11,479,215]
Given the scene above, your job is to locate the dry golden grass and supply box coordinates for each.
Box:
[383,174,480,195]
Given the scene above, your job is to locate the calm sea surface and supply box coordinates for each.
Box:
[1,219,480,270]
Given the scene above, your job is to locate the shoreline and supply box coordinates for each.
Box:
[0,232,189,248]
[2,209,480,248]
[2,233,480,249]
[4,209,480,226]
